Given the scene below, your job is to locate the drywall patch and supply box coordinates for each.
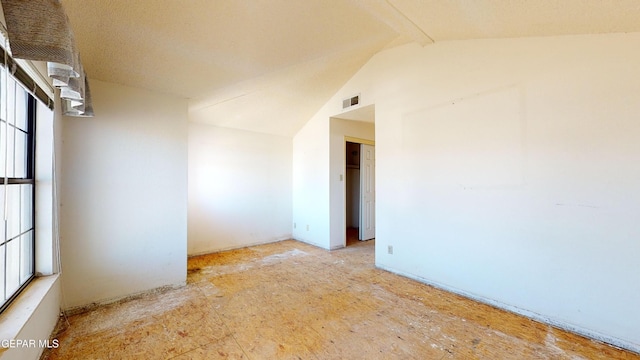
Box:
[402,85,525,189]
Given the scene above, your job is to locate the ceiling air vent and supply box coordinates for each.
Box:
[342,94,360,109]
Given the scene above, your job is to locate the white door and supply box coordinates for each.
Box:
[359,144,375,240]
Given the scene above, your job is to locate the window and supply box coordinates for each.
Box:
[0,68,36,313]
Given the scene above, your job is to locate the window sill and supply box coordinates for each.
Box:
[0,274,60,357]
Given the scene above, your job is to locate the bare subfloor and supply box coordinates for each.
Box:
[43,239,638,359]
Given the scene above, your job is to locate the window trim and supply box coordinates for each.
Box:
[0,76,38,314]
[0,26,54,315]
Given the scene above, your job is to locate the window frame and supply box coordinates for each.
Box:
[0,76,38,314]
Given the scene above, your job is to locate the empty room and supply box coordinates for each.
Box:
[0,1,639,359]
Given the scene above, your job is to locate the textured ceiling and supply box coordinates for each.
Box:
[60,0,640,136]
[391,0,640,41]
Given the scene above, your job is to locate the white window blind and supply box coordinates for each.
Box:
[1,0,93,117]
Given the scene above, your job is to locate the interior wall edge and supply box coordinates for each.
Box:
[291,237,331,251]
[187,236,292,257]
[61,282,186,316]
[376,264,640,355]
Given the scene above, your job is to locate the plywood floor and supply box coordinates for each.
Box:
[42,239,638,359]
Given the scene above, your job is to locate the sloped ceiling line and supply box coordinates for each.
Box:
[355,0,434,46]
[60,0,640,137]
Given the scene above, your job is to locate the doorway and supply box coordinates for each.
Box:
[345,141,361,246]
[328,104,375,250]
[345,138,375,246]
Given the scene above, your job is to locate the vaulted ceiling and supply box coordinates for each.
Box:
[60,0,640,136]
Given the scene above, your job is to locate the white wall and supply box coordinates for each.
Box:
[295,33,640,351]
[329,118,374,248]
[292,113,331,248]
[59,79,188,309]
[188,124,292,255]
